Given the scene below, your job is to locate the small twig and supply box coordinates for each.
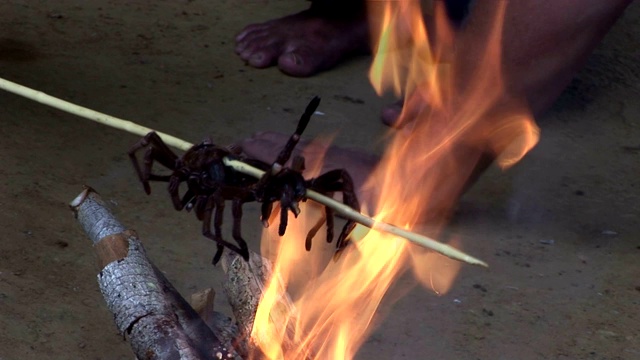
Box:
[1,76,487,267]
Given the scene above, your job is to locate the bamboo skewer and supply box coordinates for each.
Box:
[0,76,488,267]
[225,159,488,267]
[0,78,191,150]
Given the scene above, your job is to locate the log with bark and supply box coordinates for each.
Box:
[70,187,240,360]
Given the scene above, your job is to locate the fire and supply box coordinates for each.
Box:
[251,1,539,359]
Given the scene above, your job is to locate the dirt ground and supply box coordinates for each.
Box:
[1,1,639,359]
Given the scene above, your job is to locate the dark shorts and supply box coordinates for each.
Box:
[445,0,473,22]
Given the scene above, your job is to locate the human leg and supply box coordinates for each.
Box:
[382,0,635,125]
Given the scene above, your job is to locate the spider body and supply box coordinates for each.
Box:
[128,97,359,264]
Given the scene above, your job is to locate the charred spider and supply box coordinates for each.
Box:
[128,97,360,264]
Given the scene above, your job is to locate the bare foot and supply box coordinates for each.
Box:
[235,9,370,77]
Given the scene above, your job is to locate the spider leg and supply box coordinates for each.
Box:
[273,96,320,167]
[212,244,225,265]
[193,195,208,221]
[279,201,289,236]
[325,206,335,243]
[303,199,337,251]
[212,194,226,265]
[336,219,358,252]
[174,174,205,212]
[252,98,318,196]
[168,173,192,211]
[231,198,250,261]
[128,131,179,194]
[180,188,196,211]
[278,185,301,236]
[261,201,274,228]
[201,193,245,265]
[305,208,328,251]
[308,169,360,252]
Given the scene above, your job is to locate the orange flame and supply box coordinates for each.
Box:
[251,1,539,359]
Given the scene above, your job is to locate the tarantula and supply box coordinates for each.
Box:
[128,97,360,264]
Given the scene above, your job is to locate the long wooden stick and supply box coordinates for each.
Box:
[1,77,487,267]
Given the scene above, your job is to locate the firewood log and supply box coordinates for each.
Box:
[70,187,239,360]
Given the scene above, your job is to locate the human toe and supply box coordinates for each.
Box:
[381,101,403,127]
[248,51,275,68]
[237,45,280,68]
[235,23,268,42]
[235,23,275,49]
[277,48,324,77]
[238,37,284,67]
[235,29,269,55]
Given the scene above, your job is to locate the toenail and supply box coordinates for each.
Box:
[290,53,303,65]
[240,49,255,60]
[251,53,264,62]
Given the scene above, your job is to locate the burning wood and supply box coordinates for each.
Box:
[70,187,239,360]
[189,288,242,353]
[221,250,305,359]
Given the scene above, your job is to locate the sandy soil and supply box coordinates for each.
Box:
[0,1,638,359]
